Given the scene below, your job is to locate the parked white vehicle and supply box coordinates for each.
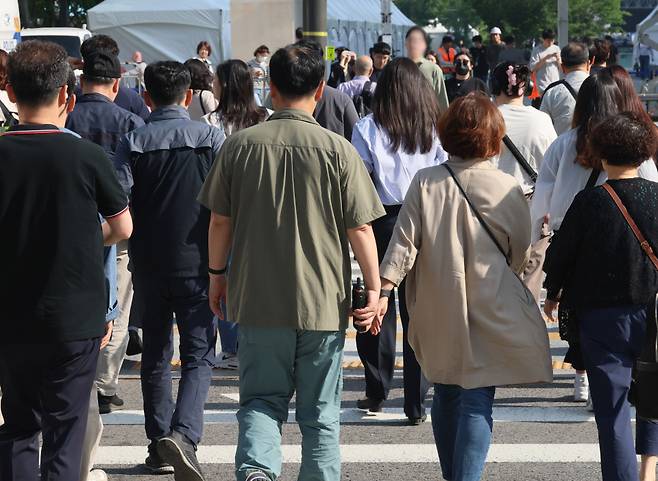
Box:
[21,26,93,59]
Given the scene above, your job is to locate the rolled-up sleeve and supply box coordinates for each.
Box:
[380,172,423,285]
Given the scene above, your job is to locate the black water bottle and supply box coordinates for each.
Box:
[352,277,368,333]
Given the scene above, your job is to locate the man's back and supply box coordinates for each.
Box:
[115,85,150,121]
[0,127,127,343]
[118,106,224,277]
[313,85,359,140]
[66,93,145,164]
[199,109,384,330]
[540,70,589,135]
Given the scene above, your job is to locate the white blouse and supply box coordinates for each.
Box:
[530,128,658,242]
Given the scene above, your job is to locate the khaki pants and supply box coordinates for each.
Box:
[80,387,104,481]
[523,234,550,303]
[95,240,132,397]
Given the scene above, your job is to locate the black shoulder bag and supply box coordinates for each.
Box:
[539,79,578,108]
[556,168,601,343]
[502,135,538,194]
[0,99,18,129]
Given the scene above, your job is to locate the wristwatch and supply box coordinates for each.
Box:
[380,288,393,299]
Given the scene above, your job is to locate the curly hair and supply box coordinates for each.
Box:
[590,112,657,167]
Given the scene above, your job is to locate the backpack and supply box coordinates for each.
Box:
[538,79,577,108]
[353,81,374,119]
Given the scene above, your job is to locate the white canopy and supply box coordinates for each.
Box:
[635,5,658,61]
[327,0,414,56]
[88,0,231,64]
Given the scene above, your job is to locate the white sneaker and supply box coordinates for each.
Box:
[87,469,108,481]
[574,373,589,402]
[217,352,239,370]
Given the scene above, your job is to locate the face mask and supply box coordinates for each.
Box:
[455,63,470,76]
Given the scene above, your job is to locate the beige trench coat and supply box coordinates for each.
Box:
[380,158,553,389]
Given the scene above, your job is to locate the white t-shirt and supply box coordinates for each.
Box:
[529,44,562,93]
[530,129,658,242]
[492,103,557,195]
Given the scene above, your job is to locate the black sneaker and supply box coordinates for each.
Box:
[145,442,175,474]
[98,393,124,415]
[245,471,271,481]
[126,329,143,356]
[407,414,428,426]
[356,397,384,412]
[157,431,205,481]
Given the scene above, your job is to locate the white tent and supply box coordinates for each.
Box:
[327,0,414,56]
[634,5,658,63]
[88,0,231,64]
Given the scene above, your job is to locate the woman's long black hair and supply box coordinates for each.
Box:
[372,57,442,154]
[213,59,267,131]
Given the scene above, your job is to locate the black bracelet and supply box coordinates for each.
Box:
[380,289,393,299]
[208,266,227,276]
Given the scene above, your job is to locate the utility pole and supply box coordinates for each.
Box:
[381,0,393,47]
[558,0,569,47]
[303,0,328,50]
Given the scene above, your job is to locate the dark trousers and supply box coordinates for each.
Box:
[580,305,658,481]
[133,275,217,446]
[356,205,431,419]
[0,338,100,481]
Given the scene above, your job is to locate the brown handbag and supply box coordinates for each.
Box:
[603,183,658,420]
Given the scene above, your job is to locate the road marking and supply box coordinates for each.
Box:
[101,406,608,425]
[95,443,611,464]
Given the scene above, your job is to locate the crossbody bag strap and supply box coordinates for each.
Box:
[585,168,601,190]
[444,164,511,266]
[602,183,658,271]
[502,135,537,182]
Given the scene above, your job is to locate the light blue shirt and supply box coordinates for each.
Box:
[338,75,376,98]
[352,114,448,205]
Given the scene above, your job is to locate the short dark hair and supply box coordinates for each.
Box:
[406,26,428,45]
[561,42,589,67]
[472,35,483,43]
[491,62,530,97]
[442,35,454,45]
[144,61,191,107]
[371,42,392,55]
[295,27,304,41]
[438,92,506,159]
[590,112,657,167]
[542,29,556,40]
[8,40,70,107]
[269,44,324,99]
[254,45,270,56]
[197,41,212,56]
[81,34,119,57]
[184,58,213,91]
[66,66,77,100]
[589,39,610,65]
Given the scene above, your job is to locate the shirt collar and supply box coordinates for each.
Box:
[352,75,371,82]
[77,92,113,104]
[147,105,190,123]
[267,108,319,126]
[5,123,61,133]
[565,69,589,81]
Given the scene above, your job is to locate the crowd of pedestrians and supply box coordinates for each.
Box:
[1,22,658,481]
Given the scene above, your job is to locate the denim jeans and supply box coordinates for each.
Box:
[432,384,496,481]
[235,326,345,481]
[580,305,658,481]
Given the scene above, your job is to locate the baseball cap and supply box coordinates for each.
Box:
[490,27,502,35]
[83,51,122,79]
[371,42,392,55]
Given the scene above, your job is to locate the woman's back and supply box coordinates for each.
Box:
[546,178,658,308]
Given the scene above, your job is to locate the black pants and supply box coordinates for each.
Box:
[133,275,217,445]
[356,205,431,419]
[0,338,100,481]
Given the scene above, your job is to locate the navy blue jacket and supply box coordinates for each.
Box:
[115,106,225,278]
[66,93,145,166]
[115,86,150,121]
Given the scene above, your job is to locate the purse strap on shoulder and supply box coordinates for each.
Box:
[602,183,658,271]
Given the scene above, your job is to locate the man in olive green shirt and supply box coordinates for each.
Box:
[198,44,384,481]
[405,26,449,115]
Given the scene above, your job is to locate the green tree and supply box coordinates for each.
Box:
[568,0,626,39]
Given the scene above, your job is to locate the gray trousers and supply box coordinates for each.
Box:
[95,241,132,397]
